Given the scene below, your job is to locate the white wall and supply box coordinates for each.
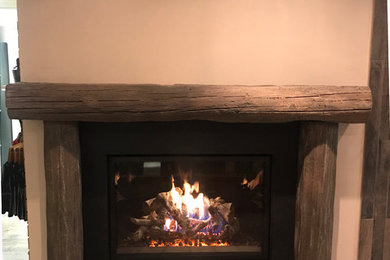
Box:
[17,0,373,259]
[0,7,22,144]
[0,8,18,80]
[0,0,16,9]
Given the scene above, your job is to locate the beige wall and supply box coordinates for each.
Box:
[23,120,46,260]
[18,0,372,85]
[333,123,366,260]
[17,0,373,259]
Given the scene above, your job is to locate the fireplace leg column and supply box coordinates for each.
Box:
[44,122,83,260]
[295,122,338,260]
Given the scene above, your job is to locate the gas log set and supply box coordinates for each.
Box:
[114,169,265,255]
[129,177,239,248]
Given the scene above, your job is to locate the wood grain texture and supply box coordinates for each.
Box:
[388,157,390,218]
[371,141,390,260]
[6,82,371,123]
[383,219,390,260]
[358,219,374,260]
[361,60,386,219]
[44,122,83,260]
[295,122,338,260]
[371,0,388,61]
[359,0,390,259]
[379,60,389,140]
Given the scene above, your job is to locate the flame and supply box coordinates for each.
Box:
[241,170,262,190]
[170,178,183,212]
[169,177,208,220]
[164,218,177,232]
[114,172,120,185]
[151,177,229,247]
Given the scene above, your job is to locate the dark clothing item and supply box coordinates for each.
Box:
[1,161,27,220]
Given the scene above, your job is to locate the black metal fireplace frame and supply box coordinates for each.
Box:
[80,121,299,260]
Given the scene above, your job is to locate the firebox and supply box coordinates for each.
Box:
[80,121,298,260]
[111,155,269,254]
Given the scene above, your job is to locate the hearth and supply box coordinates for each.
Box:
[80,121,298,260]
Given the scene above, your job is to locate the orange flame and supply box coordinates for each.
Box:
[168,177,209,220]
[241,170,262,190]
[156,177,229,247]
[149,239,229,247]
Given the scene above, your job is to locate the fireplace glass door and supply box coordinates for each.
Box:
[110,156,269,258]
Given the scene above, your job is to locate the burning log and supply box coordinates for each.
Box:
[208,197,239,238]
[132,226,148,241]
[191,217,212,234]
[157,192,193,236]
[130,217,153,226]
[222,217,240,240]
[149,226,171,241]
[129,178,240,245]
[130,215,164,227]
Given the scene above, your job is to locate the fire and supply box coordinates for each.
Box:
[149,238,229,247]
[166,177,209,230]
[164,218,177,232]
[144,177,231,248]
[241,170,262,190]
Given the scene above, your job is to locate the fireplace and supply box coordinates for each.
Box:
[80,121,298,259]
[113,156,267,247]
[112,157,267,253]
[5,82,371,260]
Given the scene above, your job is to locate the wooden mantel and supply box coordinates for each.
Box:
[5,82,372,260]
[6,82,371,123]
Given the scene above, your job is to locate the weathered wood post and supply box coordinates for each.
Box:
[295,122,338,260]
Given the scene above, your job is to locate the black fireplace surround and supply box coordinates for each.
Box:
[80,121,299,260]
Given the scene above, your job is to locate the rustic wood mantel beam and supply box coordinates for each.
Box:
[6,82,371,123]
